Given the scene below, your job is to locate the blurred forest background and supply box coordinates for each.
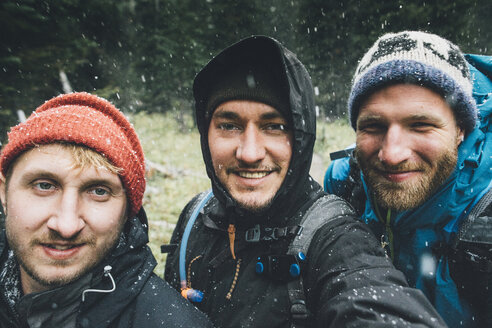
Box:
[1,0,491,274]
[1,0,491,142]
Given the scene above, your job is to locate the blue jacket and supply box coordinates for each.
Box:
[324,54,492,328]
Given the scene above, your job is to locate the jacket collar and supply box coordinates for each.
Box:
[0,211,156,325]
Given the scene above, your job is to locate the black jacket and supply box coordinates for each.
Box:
[0,210,213,328]
[165,36,446,327]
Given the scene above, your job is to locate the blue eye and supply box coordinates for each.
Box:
[219,123,239,130]
[35,182,54,190]
[358,123,385,133]
[93,188,108,196]
[87,187,112,201]
[267,124,287,130]
[411,122,434,129]
[89,187,111,197]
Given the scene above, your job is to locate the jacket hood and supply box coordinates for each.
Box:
[193,35,318,221]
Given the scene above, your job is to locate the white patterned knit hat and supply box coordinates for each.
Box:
[348,31,477,133]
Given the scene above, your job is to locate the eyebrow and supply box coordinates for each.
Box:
[357,115,385,125]
[80,178,123,190]
[212,109,286,121]
[358,113,442,125]
[212,110,240,120]
[19,170,59,184]
[403,113,442,123]
[260,111,285,121]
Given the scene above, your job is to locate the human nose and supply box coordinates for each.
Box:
[236,125,266,163]
[378,126,412,166]
[46,190,85,238]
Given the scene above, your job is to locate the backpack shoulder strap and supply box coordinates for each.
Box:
[324,154,366,216]
[288,194,355,256]
[456,188,492,246]
[440,188,492,278]
[286,194,355,328]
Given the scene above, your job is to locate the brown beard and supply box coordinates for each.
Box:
[355,145,458,212]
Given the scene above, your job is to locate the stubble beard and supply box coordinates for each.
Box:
[223,163,281,214]
[233,189,276,213]
[6,227,121,290]
[355,146,458,212]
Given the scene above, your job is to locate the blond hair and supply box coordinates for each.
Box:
[64,143,122,175]
[3,142,122,185]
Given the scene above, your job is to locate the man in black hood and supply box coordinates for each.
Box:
[165,36,446,327]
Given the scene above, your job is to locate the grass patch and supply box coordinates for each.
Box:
[131,112,354,277]
[132,112,209,276]
[315,118,355,164]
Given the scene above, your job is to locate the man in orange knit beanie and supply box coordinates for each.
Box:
[0,93,212,327]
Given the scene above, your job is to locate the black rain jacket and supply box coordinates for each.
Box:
[165,36,447,328]
[0,210,213,328]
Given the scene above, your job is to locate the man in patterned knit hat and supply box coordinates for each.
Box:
[324,31,492,327]
[0,92,213,327]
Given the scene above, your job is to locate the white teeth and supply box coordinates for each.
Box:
[48,244,74,250]
[238,171,268,179]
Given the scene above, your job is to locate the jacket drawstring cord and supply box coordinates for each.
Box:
[81,265,116,302]
[383,209,394,261]
[228,224,237,260]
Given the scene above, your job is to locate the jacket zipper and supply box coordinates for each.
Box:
[374,204,394,261]
[383,209,394,261]
[0,286,21,327]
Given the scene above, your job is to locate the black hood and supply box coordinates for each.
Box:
[193,35,319,222]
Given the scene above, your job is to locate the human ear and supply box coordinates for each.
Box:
[457,128,465,146]
[0,175,6,211]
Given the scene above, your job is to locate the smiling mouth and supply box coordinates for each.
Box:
[376,170,422,183]
[382,170,411,175]
[237,171,270,179]
[43,244,81,251]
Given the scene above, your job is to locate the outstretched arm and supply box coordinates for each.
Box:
[305,215,447,327]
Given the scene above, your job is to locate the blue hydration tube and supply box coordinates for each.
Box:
[179,190,213,302]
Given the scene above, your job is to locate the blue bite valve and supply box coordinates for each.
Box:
[187,289,204,303]
[181,288,204,303]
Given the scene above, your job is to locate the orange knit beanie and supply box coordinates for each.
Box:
[0,92,146,218]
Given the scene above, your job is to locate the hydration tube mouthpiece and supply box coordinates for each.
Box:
[178,190,213,304]
[181,286,204,303]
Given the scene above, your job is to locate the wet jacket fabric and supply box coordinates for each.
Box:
[165,36,447,328]
[324,54,492,328]
[0,210,213,328]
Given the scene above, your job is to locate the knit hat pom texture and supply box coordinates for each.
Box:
[348,31,477,133]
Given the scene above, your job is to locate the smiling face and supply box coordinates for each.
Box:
[208,100,292,212]
[354,84,464,211]
[0,144,127,294]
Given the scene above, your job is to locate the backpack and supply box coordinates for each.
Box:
[440,188,492,321]
[167,190,355,328]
